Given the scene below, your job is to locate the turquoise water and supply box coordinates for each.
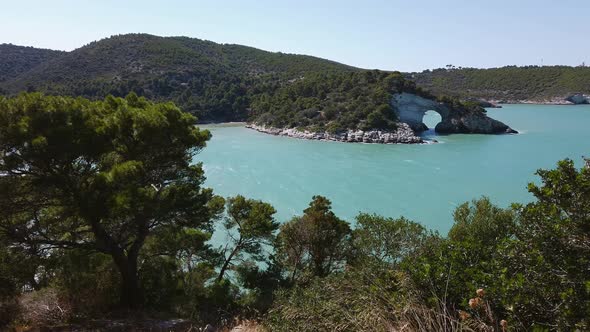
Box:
[198,104,590,233]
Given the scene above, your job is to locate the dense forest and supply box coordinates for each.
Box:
[1,93,588,331]
[409,66,590,102]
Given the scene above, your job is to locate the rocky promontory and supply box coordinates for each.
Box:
[247,91,517,144]
[435,112,518,134]
[246,123,424,144]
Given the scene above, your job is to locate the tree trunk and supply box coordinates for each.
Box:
[89,217,146,309]
[112,251,142,309]
[217,242,241,282]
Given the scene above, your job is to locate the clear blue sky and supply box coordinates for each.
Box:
[1,0,588,72]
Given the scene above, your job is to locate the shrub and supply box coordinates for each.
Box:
[265,269,468,332]
[19,288,72,327]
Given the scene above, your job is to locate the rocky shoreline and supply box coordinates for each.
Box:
[245,123,425,144]
[488,94,590,106]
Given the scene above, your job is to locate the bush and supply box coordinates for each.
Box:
[265,269,469,332]
[19,288,72,327]
[52,251,121,316]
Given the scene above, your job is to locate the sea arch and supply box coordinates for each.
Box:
[391,92,450,132]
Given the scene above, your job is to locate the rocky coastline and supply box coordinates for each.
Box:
[245,123,425,144]
[488,93,590,106]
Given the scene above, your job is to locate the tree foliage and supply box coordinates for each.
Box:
[217,195,278,282]
[350,213,430,269]
[276,196,351,283]
[0,92,223,308]
[498,159,590,330]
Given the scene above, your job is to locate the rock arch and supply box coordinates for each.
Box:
[391,92,517,134]
[391,93,449,132]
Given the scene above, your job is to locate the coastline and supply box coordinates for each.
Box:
[198,121,247,128]
[490,96,589,105]
[245,123,426,144]
[496,100,575,105]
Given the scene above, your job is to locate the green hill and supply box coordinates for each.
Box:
[409,66,590,102]
[0,44,64,83]
[1,34,356,121]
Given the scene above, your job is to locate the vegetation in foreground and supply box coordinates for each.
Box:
[0,93,588,331]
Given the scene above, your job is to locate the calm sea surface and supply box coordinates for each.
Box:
[198,104,590,233]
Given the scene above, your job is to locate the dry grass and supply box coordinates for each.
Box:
[219,319,266,332]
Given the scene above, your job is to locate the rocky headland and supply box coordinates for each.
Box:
[247,92,518,144]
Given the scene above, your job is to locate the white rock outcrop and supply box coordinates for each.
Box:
[246,123,424,144]
[391,92,449,131]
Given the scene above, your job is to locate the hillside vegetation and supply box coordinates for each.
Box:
[410,66,590,102]
[0,44,63,83]
[250,70,417,132]
[250,70,486,132]
[0,34,356,122]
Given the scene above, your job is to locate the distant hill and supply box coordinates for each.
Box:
[409,66,590,102]
[0,34,356,121]
[0,44,64,83]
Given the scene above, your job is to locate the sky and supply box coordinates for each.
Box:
[1,0,588,72]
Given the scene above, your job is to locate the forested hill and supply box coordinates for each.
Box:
[0,44,64,83]
[409,66,590,102]
[0,34,357,121]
